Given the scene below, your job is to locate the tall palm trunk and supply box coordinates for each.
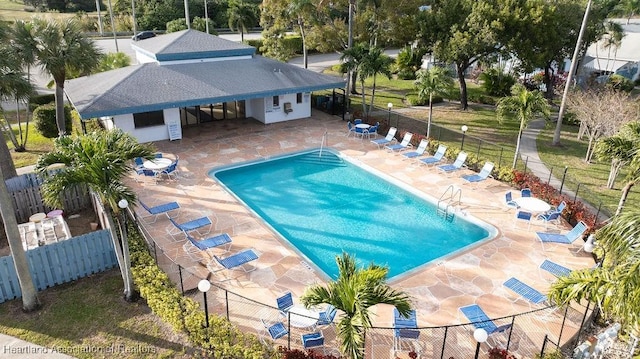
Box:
[0,166,40,311]
[368,75,377,117]
[512,129,523,169]
[54,82,66,136]
[426,93,434,138]
[105,206,136,300]
[360,78,366,116]
[298,20,308,69]
[0,138,17,179]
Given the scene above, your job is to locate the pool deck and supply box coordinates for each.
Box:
[127,111,596,353]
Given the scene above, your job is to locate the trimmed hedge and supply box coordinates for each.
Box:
[128,226,278,358]
[32,103,73,138]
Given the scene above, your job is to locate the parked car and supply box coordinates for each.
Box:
[132,31,156,41]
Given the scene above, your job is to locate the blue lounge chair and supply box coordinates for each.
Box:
[385,132,413,152]
[393,308,419,351]
[213,248,259,272]
[438,151,467,173]
[459,304,512,335]
[139,200,180,223]
[420,144,447,165]
[371,127,397,148]
[503,277,547,305]
[302,332,325,351]
[186,232,232,252]
[462,162,494,184]
[169,216,212,239]
[539,259,572,278]
[393,308,417,328]
[261,319,288,342]
[402,139,429,159]
[536,221,588,250]
[277,292,294,317]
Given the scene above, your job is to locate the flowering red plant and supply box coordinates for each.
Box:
[488,347,518,359]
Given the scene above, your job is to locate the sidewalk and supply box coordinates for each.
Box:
[0,334,76,359]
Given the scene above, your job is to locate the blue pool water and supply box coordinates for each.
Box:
[211,149,495,280]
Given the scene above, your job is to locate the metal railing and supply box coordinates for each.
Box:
[129,209,596,358]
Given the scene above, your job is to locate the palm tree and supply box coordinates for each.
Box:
[0,24,33,178]
[415,66,454,138]
[0,159,40,312]
[300,252,412,359]
[548,208,640,329]
[360,46,393,118]
[594,122,640,215]
[227,0,258,43]
[612,0,640,24]
[7,20,38,153]
[35,130,155,301]
[496,84,550,169]
[340,43,368,115]
[31,18,102,136]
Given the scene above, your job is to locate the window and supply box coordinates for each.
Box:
[296,93,303,104]
[133,110,164,128]
[273,96,280,107]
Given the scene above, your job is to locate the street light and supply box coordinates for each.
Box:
[198,279,211,328]
[461,125,468,150]
[387,102,393,126]
[473,328,488,359]
[583,234,595,254]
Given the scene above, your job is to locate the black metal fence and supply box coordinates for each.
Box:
[318,102,618,224]
[130,209,596,359]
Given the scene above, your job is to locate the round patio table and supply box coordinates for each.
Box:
[514,197,551,214]
[143,158,172,171]
[288,306,320,329]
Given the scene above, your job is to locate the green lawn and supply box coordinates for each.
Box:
[0,270,192,359]
[2,110,55,168]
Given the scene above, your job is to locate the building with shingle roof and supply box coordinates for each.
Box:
[65,29,345,143]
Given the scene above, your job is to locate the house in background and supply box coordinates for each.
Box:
[581,19,640,83]
[64,30,346,143]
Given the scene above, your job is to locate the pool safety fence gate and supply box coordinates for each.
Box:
[0,230,117,303]
[334,103,614,226]
[132,211,596,359]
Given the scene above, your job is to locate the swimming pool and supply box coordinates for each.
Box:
[211,149,496,280]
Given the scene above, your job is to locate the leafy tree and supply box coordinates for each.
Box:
[191,16,216,34]
[417,0,502,110]
[548,208,640,330]
[227,0,259,43]
[166,18,188,32]
[35,130,156,301]
[360,46,393,117]
[414,66,454,138]
[300,252,411,359]
[594,122,640,215]
[496,84,550,169]
[395,46,427,80]
[30,18,102,136]
[595,21,624,76]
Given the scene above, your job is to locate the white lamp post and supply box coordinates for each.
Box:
[461,125,469,150]
[473,328,488,359]
[387,102,394,126]
[117,198,137,301]
[583,234,595,253]
[198,279,211,327]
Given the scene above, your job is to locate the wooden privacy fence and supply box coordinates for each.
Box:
[4,172,91,224]
[0,230,117,303]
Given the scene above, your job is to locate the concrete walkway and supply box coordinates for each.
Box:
[0,334,76,359]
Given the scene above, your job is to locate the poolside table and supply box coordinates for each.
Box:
[514,197,551,214]
[288,306,320,329]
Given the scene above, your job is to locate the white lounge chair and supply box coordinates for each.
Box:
[385,132,413,152]
[371,127,397,148]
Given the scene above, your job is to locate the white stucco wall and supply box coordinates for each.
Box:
[112,108,181,143]
[249,93,311,124]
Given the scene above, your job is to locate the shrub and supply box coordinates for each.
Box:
[606,74,634,93]
[479,68,516,97]
[30,93,55,108]
[128,225,277,358]
[278,347,341,359]
[246,39,264,54]
[406,95,425,106]
[33,103,73,138]
[561,111,579,126]
[489,347,517,359]
[394,46,426,80]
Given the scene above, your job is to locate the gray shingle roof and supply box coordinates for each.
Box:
[132,29,256,61]
[65,56,345,119]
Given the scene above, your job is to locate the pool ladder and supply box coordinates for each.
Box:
[437,185,461,221]
[319,131,328,157]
